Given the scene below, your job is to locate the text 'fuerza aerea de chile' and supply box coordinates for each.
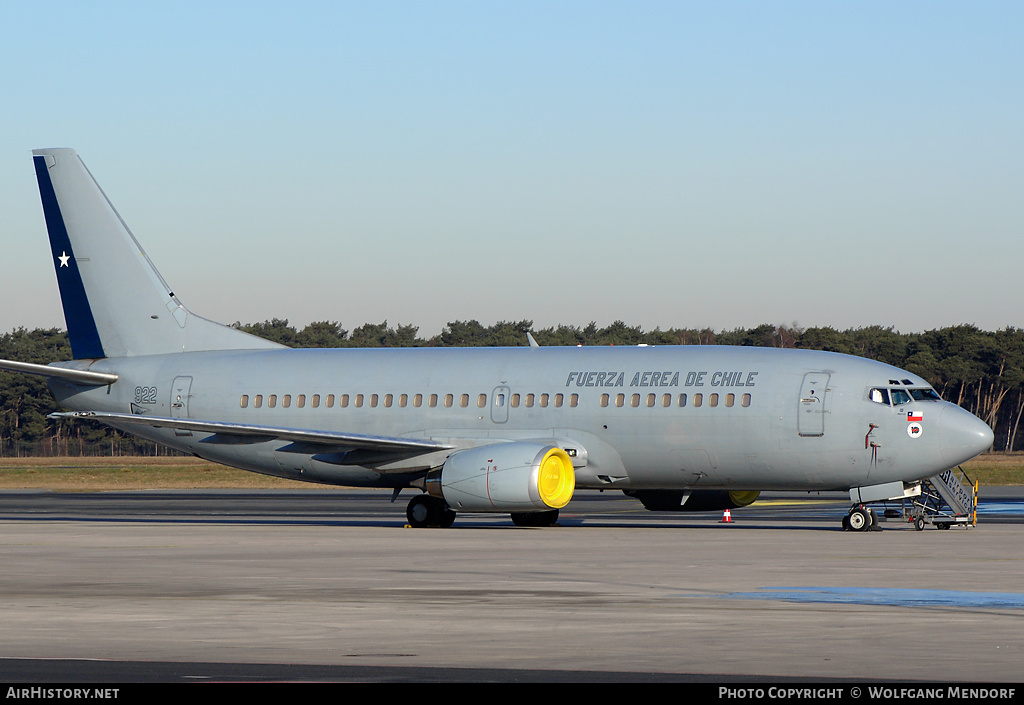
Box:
[565,371,759,388]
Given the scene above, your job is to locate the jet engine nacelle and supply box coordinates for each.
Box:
[625,489,761,512]
[426,442,575,513]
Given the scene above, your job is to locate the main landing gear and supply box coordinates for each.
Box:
[406,494,456,528]
[842,504,881,532]
[404,495,561,528]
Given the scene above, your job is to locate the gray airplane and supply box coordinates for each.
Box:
[0,148,994,529]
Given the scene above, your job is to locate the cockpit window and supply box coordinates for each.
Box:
[869,388,891,405]
[909,388,941,401]
[890,389,912,406]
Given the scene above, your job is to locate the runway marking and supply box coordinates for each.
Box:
[719,586,1024,609]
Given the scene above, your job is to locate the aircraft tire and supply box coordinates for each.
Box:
[439,507,457,528]
[407,495,454,528]
[407,495,432,528]
[848,508,870,532]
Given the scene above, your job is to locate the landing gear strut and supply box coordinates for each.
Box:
[406,494,456,528]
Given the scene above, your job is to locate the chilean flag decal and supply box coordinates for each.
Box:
[907,410,923,422]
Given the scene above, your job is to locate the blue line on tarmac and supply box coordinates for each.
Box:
[717,586,1024,609]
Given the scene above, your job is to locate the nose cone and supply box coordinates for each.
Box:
[938,404,993,467]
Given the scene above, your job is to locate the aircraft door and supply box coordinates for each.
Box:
[491,386,510,424]
[170,376,193,436]
[798,372,830,437]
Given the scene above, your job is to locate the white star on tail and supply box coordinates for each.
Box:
[58,251,70,267]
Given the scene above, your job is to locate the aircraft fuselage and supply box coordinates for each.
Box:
[50,344,989,493]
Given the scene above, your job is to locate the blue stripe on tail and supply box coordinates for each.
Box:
[33,155,105,360]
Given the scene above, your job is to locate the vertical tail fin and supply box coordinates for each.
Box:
[32,148,281,358]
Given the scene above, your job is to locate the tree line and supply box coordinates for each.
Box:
[2,320,1023,456]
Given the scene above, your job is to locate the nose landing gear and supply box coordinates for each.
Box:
[842,504,881,532]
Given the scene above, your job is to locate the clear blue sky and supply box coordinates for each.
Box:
[2,1,1021,337]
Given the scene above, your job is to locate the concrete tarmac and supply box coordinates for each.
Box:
[0,490,1022,682]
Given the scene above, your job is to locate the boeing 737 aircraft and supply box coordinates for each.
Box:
[0,148,994,529]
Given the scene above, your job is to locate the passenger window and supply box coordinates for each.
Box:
[615,394,625,407]
[413,394,422,407]
[725,393,734,407]
[384,394,393,408]
[662,394,671,408]
[678,393,687,407]
[445,394,454,408]
[268,394,277,408]
[355,394,363,408]
[570,393,578,407]
[554,394,563,408]
[460,394,469,408]
[429,394,438,408]
[495,393,505,407]
[741,393,751,407]
[399,394,408,408]
[282,394,291,408]
[240,395,248,408]
[339,394,348,408]
[311,394,320,408]
[297,394,305,408]
[526,394,535,408]
[601,393,610,408]
[693,393,703,408]
[540,394,549,408]
[370,394,378,408]
[478,394,487,408]
[709,393,718,408]
[631,394,640,408]
[326,394,334,408]
[646,394,656,407]
[511,393,520,408]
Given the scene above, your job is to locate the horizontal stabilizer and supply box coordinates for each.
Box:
[51,411,453,454]
[0,358,118,386]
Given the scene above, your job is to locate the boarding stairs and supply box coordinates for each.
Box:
[904,466,977,530]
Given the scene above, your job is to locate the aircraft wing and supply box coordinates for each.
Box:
[50,411,453,455]
[0,358,118,386]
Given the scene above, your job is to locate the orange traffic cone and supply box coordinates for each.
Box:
[721,509,733,523]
